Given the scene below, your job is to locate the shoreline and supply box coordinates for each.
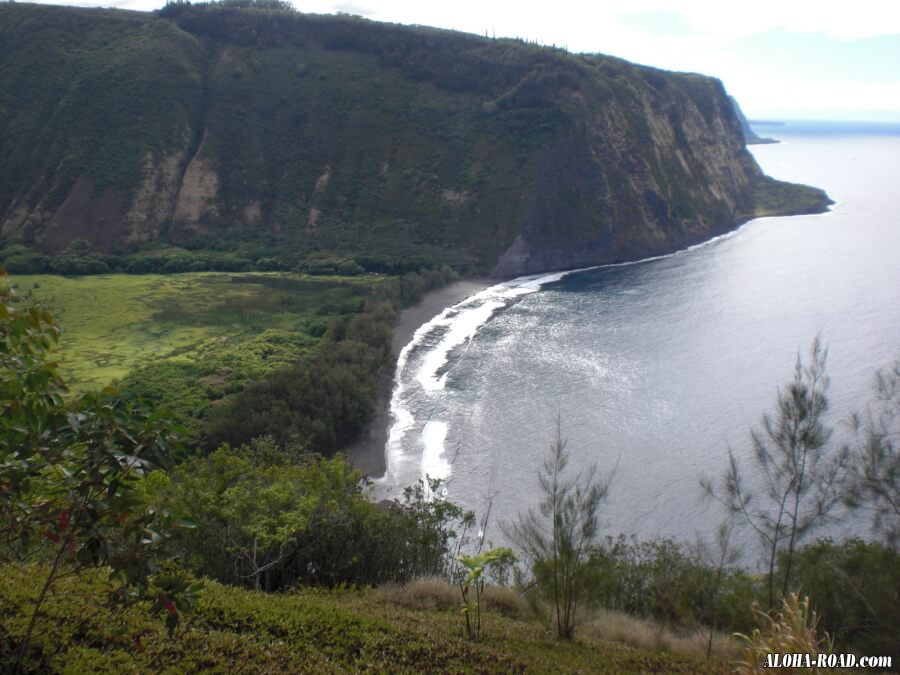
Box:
[341,181,836,479]
[345,277,494,478]
[343,199,835,480]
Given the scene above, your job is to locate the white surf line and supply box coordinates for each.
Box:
[381,270,575,486]
[420,420,450,498]
[382,209,830,488]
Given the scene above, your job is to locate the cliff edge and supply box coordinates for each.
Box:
[0,3,830,276]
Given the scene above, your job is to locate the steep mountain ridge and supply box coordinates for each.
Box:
[0,3,829,276]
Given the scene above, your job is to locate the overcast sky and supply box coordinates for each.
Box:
[21,0,900,121]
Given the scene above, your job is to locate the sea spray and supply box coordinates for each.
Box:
[380,269,582,493]
[420,421,450,498]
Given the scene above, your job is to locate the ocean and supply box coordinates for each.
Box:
[377,120,900,563]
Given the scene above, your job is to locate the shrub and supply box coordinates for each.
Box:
[145,442,473,590]
[734,594,834,674]
[586,536,760,633]
[0,272,199,670]
[783,539,899,660]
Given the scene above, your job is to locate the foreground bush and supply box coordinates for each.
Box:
[586,536,759,634]
[0,563,730,674]
[785,539,900,660]
[0,271,198,670]
[144,442,473,590]
[734,593,833,675]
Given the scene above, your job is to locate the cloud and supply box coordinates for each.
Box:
[611,0,900,41]
[614,10,695,38]
[26,0,900,43]
[20,0,900,118]
[331,1,372,16]
[26,0,157,7]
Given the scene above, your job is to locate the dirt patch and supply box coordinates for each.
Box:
[173,141,219,230]
[243,200,262,224]
[198,366,232,389]
[313,166,331,195]
[40,176,126,253]
[123,150,185,246]
[307,206,320,229]
[0,202,33,241]
[440,189,471,206]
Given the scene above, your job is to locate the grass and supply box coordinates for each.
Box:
[585,610,740,660]
[751,176,832,218]
[379,577,530,619]
[1,564,734,673]
[11,272,380,392]
[732,594,837,675]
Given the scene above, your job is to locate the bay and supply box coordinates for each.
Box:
[380,120,900,562]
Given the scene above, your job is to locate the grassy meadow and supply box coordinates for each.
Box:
[12,272,380,391]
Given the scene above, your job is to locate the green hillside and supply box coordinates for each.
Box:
[0,2,829,277]
[1,564,731,673]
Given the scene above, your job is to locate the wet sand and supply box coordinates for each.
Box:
[345,278,493,478]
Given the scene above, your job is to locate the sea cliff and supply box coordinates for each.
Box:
[0,3,829,276]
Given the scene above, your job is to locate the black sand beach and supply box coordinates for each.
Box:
[345,278,492,478]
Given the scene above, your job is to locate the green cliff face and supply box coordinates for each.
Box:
[0,3,830,276]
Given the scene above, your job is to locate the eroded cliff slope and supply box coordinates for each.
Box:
[0,3,829,276]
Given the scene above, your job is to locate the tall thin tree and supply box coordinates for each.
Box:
[505,416,615,639]
[843,360,900,549]
[702,337,847,607]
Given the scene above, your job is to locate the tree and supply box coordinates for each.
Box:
[692,522,740,658]
[843,360,900,549]
[145,446,474,590]
[505,417,614,639]
[0,272,198,670]
[146,442,360,590]
[702,337,847,608]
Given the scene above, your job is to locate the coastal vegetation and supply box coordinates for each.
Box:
[8,272,372,392]
[7,266,455,448]
[2,271,897,671]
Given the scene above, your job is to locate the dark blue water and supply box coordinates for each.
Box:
[379,120,900,563]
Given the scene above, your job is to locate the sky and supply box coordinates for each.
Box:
[20,0,900,121]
